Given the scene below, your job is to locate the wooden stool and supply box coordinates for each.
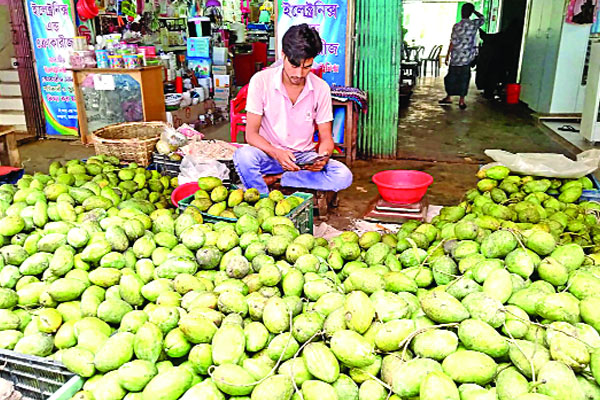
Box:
[0,126,21,167]
[332,100,358,167]
[313,190,339,218]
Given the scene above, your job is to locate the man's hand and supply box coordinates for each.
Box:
[304,153,329,172]
[445,56,450,66]
[273,149,300,171]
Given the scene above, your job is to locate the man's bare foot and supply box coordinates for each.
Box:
[263,174,282,186]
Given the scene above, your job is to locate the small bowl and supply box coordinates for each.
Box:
[171,182,199,207]
[372,170,433,204]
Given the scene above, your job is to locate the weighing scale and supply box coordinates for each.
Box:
[363,197,429,223]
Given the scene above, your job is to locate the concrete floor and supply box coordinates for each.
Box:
[13,76,570,230]
[327,76,571,229]
[397,75,569,163]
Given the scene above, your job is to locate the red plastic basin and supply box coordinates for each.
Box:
[372,170,433,204]
[171,182,199,207]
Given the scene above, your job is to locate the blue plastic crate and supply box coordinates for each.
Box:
[578,174,600,202]
[0,169,23,185]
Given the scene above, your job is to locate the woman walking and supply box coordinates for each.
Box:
[439,3,485,109]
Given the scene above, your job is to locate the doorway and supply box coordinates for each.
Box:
[401,0,528,92]
[403,1,459,68]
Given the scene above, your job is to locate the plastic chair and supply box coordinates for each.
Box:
[405,45,424,63]
[421,45,443,77]
[230,84,249,142]
[401,45,423,85]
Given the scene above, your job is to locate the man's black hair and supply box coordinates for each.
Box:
[282,24,323,67]
[461,3,475,18]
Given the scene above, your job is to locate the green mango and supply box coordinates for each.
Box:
[14,333,54,356]
[117,359,158,392]
[142,367,193,400]
[62,347,96,377]
[94,332,134,373]
[133,322,164,363]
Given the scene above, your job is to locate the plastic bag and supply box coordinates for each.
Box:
[177,123,204,141]
[161,125,188,148]
[483,149,600,179]
[180,139,238,160]
[178,155,230,185]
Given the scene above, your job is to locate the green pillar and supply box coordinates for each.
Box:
[353,0,402,158]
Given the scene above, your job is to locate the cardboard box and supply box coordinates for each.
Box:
[212,65,231,75]
[214,87,230,95]
[214,87,231,100]
[213,74,231,88]
[187,37,211,58]
[213,47,228,65]
[214,98,230,105]
[167,100,216,128]
[188,57,212,77]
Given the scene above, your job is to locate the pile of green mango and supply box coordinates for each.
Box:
[457,165,600,251]
[4,156,179,222]
[4,161,600,400]
[187,177,305,221]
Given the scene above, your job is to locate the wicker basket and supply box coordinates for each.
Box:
[90,121,166,166]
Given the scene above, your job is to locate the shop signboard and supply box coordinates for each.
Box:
[276,0,350,86]
[26,0,78,136]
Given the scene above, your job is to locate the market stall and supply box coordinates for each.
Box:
[22,0,280,140]
[7,0,600,395]
[0,144,599,399]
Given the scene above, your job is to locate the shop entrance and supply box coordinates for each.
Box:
[400,0,527,103]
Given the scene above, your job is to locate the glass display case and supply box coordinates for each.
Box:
[72,66,166,143]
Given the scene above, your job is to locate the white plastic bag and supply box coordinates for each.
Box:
[484,149,600,179]
[178,156,230,185]
[161,125,188,148]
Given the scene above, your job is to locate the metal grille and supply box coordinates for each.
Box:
[9,0,45,138]
[353,0,402,158]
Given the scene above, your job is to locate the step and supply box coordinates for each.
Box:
[0,83,21,97]
[0,111,26,125]
[0,70,19,83]
[0,97,23,111]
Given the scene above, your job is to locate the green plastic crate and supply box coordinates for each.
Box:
[49,376,85,400]
[0,350,84,400]
[179,192,314,234]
